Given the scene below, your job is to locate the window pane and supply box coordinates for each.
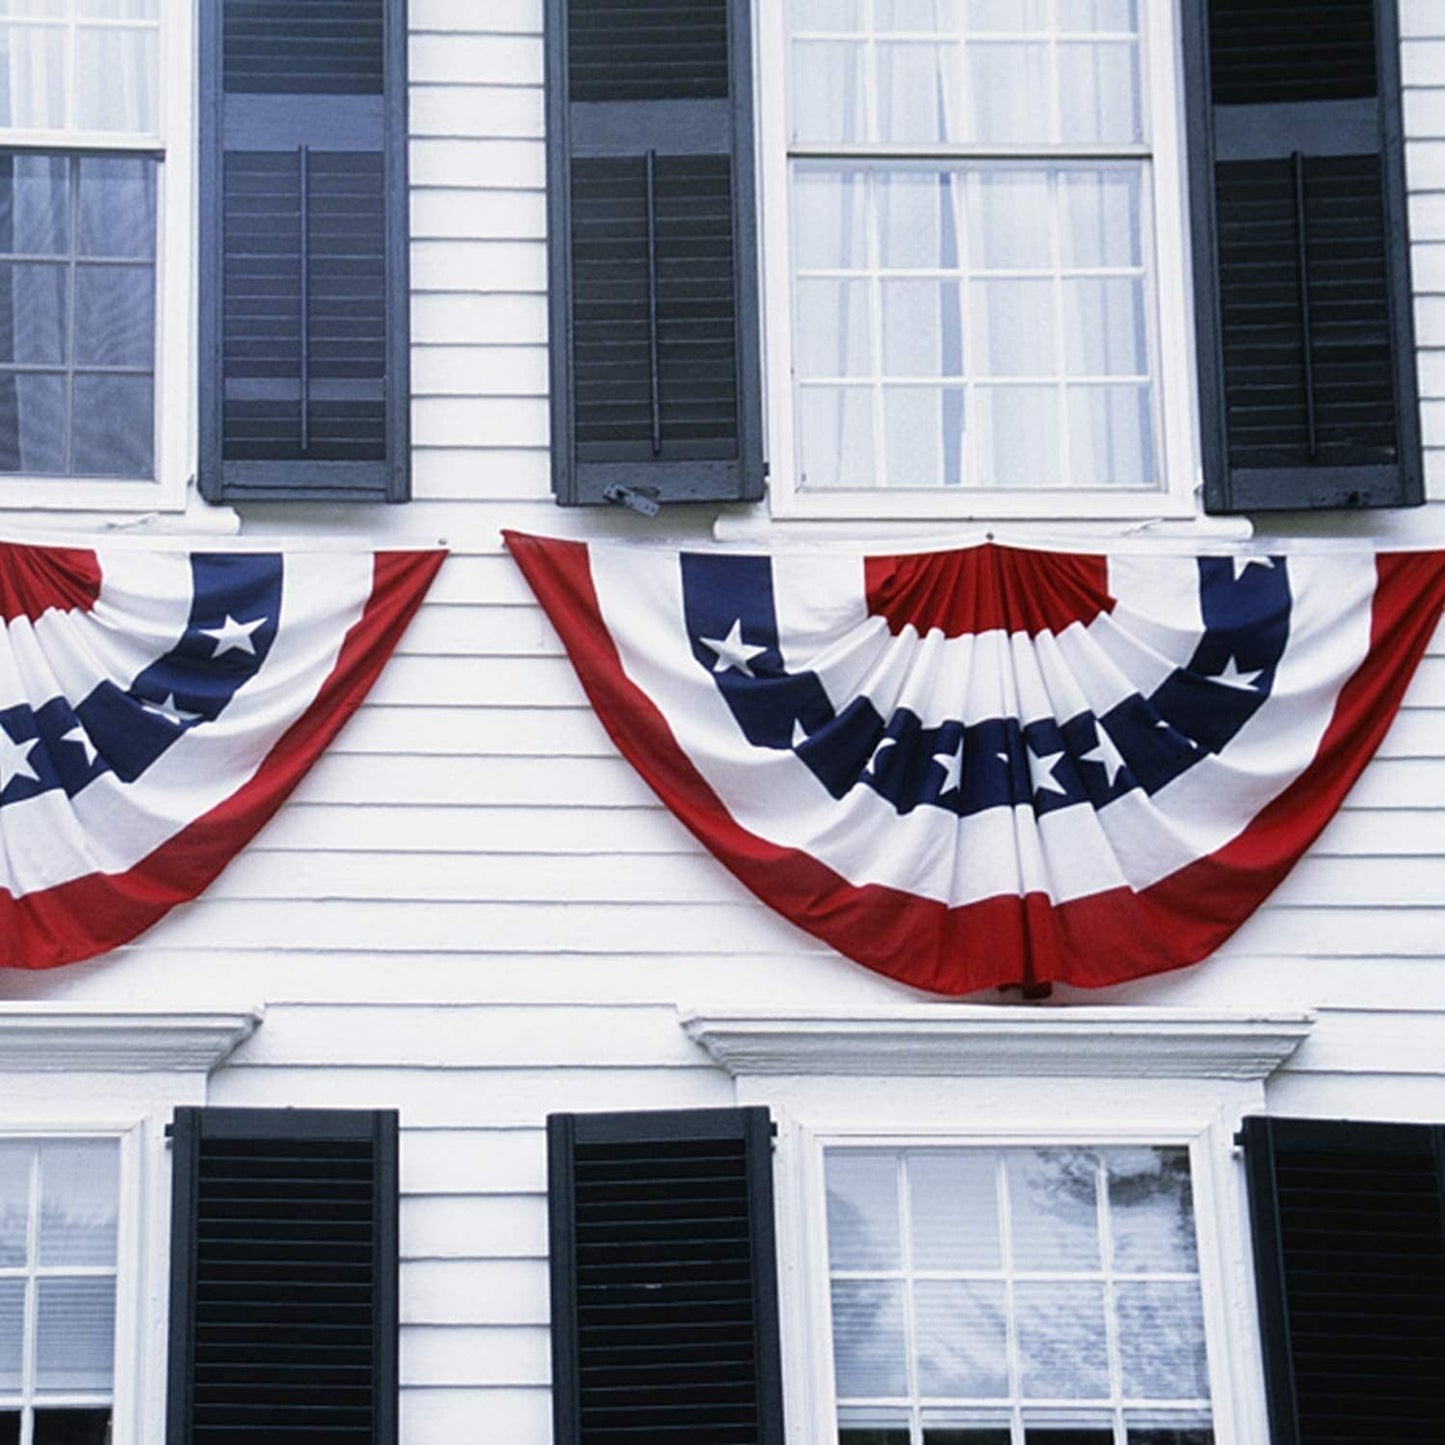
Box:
[0,371,66,472]
[74,264,153,367]
[793,168,868,271]
[908,1151,1000,1270]
[1008,1151,1100,1270]
[0,1,66,14]
[1056,0,1137,30]
[884,385,964,486]
[832,1279,909,1397]
[966,170,1052,271]
[883,281,963,377]
[77,155,155,258]
[74,26,157,133]
[1066,385,1153,487]
[797,279,872,378]
[78,0,158,15]
[799,386,875,489]
[1062,278,1146,376]
[925,1430,1010,1445]
[842,1431,910,1445]
[1108,1148,1197,1273]
[0,1414,15,1445]
[967,44,1050,143]
[1057,42,1141,143]
[0,153,68,254]
[1127,1429,1212,1445]
[877,43,960,145]
[877,0,961,31]
[972,279,1055,377]
[1059,168,1142,268]
[1015,1282,1110,1398]
[35,1278,115,1393]
[0,1144,30,1266]
[1115,1282,1210,1399]
[792,40,867,144]
[914,1280,1008,1396]
[827,1152,900,1270]
[0,25,66,129]
[793,0,864,30]
[72,372,152,477]
[38,1140,118,1267]
[878,172,958,270]
[0,262,66,363]
[0,1280,22,1391]
[33,1412,112,1445]
[975,385,1058,486]
[967,0,1048,31]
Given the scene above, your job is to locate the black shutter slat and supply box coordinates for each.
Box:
[546,0,764,505]
[548,1109,785,1445]
[1240,1116,1445,1445]
[167,1108,399,1445]
[1186,0,1421,512]
[200,0,408,503]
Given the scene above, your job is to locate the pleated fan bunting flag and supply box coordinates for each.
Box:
[506,531,1445,995]
[0,540,444,969]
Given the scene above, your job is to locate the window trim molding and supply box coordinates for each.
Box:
[680,1004,1313,1079]
[0,1,194,513]
[0,1005,261,1073]
[756,0,1206,521]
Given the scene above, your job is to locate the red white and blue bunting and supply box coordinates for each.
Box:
[0,541,443,969]
[507,531,1445,995]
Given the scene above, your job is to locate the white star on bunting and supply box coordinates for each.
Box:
[931,737,965,796]
[1027,743,1069,798]
[1209,655,1264,690]
[141,694,204,725]
[0,730,39,790]
[60,724,98,766]
[1232,555,1277,581]
[1079,726,1127,786]
[700,619,768,677]
[201,613,265,658]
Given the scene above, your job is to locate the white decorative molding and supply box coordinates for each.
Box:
[0,1005,263,1073]
[679,1005,1313,1080]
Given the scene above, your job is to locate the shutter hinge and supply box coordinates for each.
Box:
[603,484,661,518]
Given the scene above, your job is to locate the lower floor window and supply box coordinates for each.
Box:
[0,1138,119,1445]
[825,1145,1212,1445]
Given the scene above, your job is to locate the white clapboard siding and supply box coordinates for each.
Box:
[402,1197,547,1260]
[402,1326,550,1387]
[401,1388,550,1439]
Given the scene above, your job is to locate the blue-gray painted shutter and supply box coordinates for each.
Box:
[1239,1116,1445,1444]
[545,0,765,508]
[1185,0,1422,512]
[199,0,409,503]
[166,1107,399,1444]
[547,1107,785,1445]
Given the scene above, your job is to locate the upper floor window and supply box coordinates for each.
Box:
[0,0,188,511]
[765,0,1195,517]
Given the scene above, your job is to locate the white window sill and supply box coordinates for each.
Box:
[0,488,241,540]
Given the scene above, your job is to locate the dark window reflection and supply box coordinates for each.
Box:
[0,1412,17,1445]
[34,1410,112,1445]
[1025,1432,1113,1445]
[1130,1432,1213,1445]
[926,1431,1011,1445]
[840,1431,911,1445]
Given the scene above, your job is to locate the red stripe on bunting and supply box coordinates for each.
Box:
[505,532,1445,995]
[0,549,444,970]
[863,543,1113,640]
[0,544,102,624]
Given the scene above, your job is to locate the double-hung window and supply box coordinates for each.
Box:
[0,1136,122,1445]
[0,0,189,511]
[764,0,1192,517]
[824,1143,1213,1445]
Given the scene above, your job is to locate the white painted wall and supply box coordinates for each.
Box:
[1,1,1443,1439]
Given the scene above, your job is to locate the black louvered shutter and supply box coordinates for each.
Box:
[167,1107,399,1445]
[198,0,409,503]
[547,1107,785,1445]
[1185,0,1422,512]
[1239,1116,1445,1444]
[545,0,764,508]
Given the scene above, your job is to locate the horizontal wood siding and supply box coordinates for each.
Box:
[1,3,1443,1442]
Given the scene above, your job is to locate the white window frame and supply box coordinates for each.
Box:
[756,0,1203,521]
[680,1005,1315,1445]
[0,1,194,514]
[0,1006,260,1445]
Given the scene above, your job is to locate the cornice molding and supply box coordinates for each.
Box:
[679,1006,1313,1080]
[0,1005,263,1073]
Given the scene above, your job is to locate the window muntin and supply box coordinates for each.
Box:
[824,1145,1213,1445]
[783,0,1167,499]
[0,1138,119,1445]
[0,0,162,493]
